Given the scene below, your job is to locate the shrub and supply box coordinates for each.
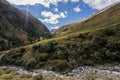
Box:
[101,29,115,36]
[26,58,37,69]
[92,35,107,46]
[65,41,77,49]
[107,37,120,50]
[19,47,26,53]
[32,45,39,51]
[33,74,43,80]
[35,53,49,61]
[44,40,58,53]
[78,33,86,39]
[48,60,72,72]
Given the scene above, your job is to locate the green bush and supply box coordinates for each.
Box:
[101,29,115,36]
[107,37,120,50]
[48,60,71,72]
[33,74,43,80]
[19,47,26,53]
[35,53,48,61]
[26,58,37,69]
[92,35,107,46]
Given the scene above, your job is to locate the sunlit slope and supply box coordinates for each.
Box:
[0,23,120,72]
[55,3,120,36]
[0,2,120,72]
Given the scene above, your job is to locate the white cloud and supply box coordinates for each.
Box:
[51,26,59,29]
[60,12,66,18]
[64,11,68,14]
[54,8,59,12]
[39,18,59,24]
[6,0,67,8]
[83,0,120,10]
[71,0,79,2]
[63,0,69,3]
[40,11,67,24]
[73,6,81,12]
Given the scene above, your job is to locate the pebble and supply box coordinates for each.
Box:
[0,65,120,80]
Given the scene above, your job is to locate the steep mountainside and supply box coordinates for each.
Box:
[0,2,120,72]
[54,3,120,36]
[0,0,51,51]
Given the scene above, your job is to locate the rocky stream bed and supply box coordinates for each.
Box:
[0,64,120,80]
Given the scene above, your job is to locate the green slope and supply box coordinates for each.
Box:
[55,3,120,36]
[0,2,120,72]
[0,0,51,51]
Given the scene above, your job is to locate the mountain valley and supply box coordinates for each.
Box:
[0,0,120,80]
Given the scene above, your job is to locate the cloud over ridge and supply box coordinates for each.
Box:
[83,0,120,10]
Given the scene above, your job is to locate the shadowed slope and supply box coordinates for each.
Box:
[0,0,51,51]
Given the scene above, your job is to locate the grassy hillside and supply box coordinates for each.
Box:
[0,23,120,72]
[0,0,51,51]
[0,2,120,72]
[54,3,120,36]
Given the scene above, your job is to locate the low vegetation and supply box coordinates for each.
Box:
[0,2,120,79]
[0,0,51,51]
[0,68,76,80]
[0,23,120,72]
[1,68,118,80]
[55,3,120,36]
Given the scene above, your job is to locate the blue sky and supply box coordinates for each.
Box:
[7,0,120,30]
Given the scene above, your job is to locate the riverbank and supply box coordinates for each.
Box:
[0,64,120,80]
